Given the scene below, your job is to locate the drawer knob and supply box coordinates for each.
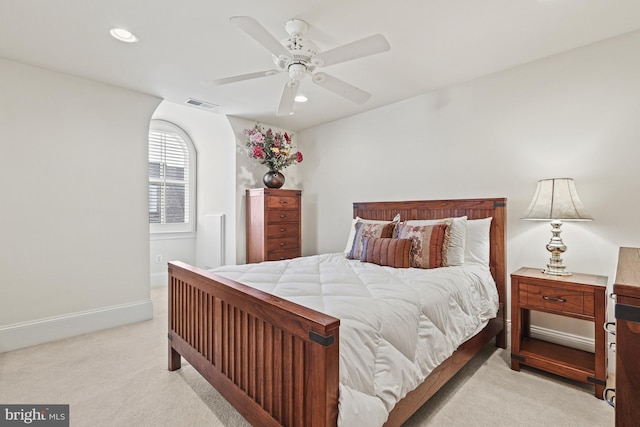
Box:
[280,214,287,218]
[280,228,286,232]
[542,295,566,303]
[280,200,288,205]
[280,242,288,246]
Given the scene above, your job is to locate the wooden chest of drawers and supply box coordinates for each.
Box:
[246,188,301,263]
[612,247,640,426]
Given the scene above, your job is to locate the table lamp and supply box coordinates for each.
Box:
[522,178,593,276]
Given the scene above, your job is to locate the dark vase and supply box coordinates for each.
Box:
[263,170,285,188]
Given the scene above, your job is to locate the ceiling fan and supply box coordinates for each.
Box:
[206,16,391,116]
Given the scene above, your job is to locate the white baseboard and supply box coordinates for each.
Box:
[151,271,168,288]
[0,299,153,353]
[529,324,595,353]
[505,320,594,352]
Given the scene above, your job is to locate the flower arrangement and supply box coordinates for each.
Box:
[242,124,303,172]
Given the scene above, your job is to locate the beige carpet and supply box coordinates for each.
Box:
[0,287,614,426]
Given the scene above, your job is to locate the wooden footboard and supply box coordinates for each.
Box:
[168,261,340,427]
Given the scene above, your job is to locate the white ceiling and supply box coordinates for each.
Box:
[2,0,640,131]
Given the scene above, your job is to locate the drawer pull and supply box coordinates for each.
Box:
[280,228,286,232]
[603,388,615,408]
[604,321,616,335]
[280,214,287,218]
[279,200,288,205]
[542,295,566,303]
[280,242,288,246]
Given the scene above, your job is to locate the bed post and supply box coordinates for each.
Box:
[491,199,507,349]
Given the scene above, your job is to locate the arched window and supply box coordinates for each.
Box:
[148,120,196,234]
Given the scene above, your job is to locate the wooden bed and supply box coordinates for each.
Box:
[168,198,507,427]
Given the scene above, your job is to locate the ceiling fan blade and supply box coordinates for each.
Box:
[276,80,300,116]
[202,70,280,86]
[312,72,371,104]
[230,16,291,59]
[313,34,390,67]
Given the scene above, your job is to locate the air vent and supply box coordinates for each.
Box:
[185,98,219,110]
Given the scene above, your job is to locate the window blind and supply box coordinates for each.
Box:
[148,129,190,225]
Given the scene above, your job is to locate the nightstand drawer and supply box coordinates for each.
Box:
[520,283,594,317]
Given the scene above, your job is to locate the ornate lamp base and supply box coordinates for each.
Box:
[543,219,572,276]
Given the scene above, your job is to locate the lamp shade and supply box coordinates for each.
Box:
[523,178,593,221]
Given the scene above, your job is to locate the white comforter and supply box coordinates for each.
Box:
[211,253,499,427]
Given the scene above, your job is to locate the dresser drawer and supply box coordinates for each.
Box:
[267,237,300,253]
[266,209,300,223]
[266,248,300,261]
[266,224,299,239]
[520,283,594,317]
[265,195,299,209]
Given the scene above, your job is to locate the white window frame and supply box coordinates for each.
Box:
[148,119,197,235]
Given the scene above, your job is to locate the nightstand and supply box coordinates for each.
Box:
[510,267,607,399]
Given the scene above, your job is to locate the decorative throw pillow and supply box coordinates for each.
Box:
[347,221,397,260]
[360,237,412,268]
[396,223,449,269]
[402,216,467,266]
[344,214,400,256]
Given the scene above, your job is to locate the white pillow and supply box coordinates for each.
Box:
[464,217,492,266]
[403,216,467,266]
[343,214,400,255]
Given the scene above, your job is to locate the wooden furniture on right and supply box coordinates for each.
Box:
[510,267,607,399]
[612,247,640,426]
[168,198,507,427]
[246,188,301,263]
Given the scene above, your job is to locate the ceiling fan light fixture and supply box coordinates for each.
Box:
[110,28,138,43]
[288,63,307,81]
[285,19,309,38]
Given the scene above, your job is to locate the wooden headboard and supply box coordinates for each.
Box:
[353,198,507,316]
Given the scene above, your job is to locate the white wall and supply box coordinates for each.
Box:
[298,30,640,357]
[149,101,236,286]
[0,58,161,351]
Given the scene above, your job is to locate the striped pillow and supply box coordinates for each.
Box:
[396,223,449,269]
[360,237,412,268]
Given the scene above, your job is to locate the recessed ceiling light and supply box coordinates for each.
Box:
[110,28,138,43]
[294,95,308,103]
